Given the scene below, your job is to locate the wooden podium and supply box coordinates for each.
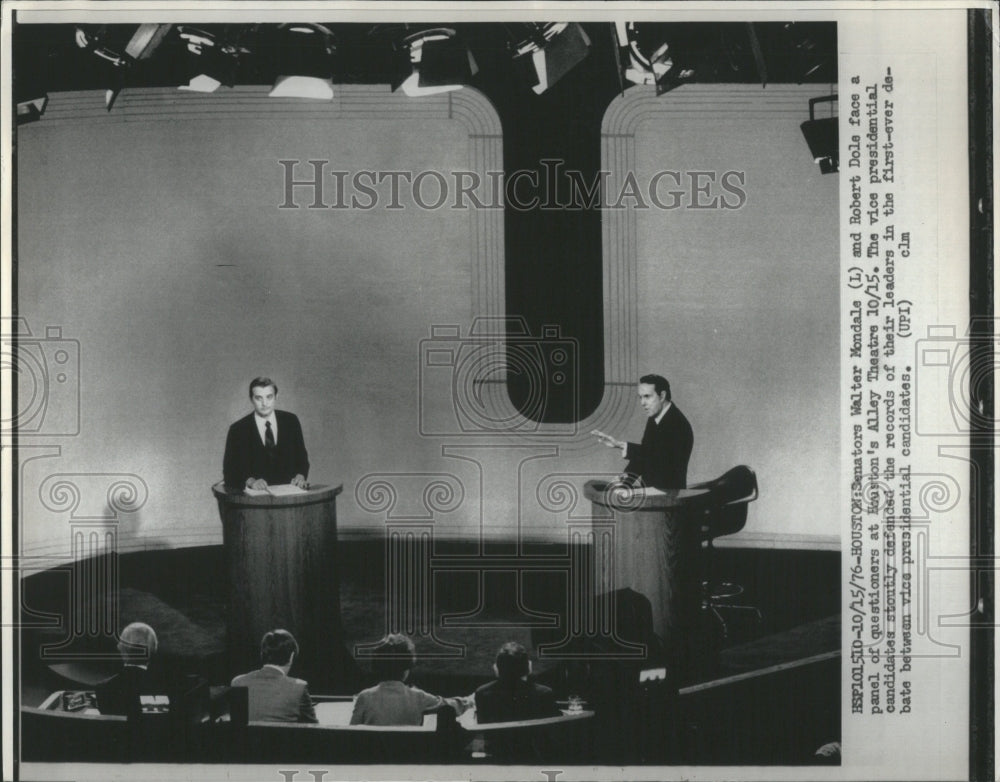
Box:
[583,480,709,671]
[213,483,349,691]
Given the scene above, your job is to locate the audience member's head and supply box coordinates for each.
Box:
[370,633,416,682]
[494,641,531,683]
[117,621,158,665]
[260,629,299,669]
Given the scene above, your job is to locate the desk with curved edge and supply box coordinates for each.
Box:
[459,709,596,762]
[213,483,345,691]
[26,690,590,764]
[583,480,710,674]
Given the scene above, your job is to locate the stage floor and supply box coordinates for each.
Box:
[20,541,840,701]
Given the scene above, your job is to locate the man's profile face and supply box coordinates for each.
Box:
[637,383,668,418]
[251,385,277,418]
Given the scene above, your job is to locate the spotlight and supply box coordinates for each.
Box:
[123,24,173,61]
[177,26,247,92]
[781,22,837,83]
[392,28,478,97]
[800,95,839,174]
[74,25,129,109]
[511,23,591,95]
[15,62,49,124]
[72,25,172,109]
[655,64,697,95]
[269,23,336,100]
[16,95,48,124]
[615,22,694,94]
[74,25,125,67]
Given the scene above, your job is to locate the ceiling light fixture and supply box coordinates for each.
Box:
[393,28,478,97]
[269,23,336,101]
[615,22,695,95]
[511,23,591,95]
[178,26,247,93]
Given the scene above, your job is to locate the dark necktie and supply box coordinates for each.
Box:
[264,421,275,450]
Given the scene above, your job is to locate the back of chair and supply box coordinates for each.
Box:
[690,466,758,504]
[690,466,758,541]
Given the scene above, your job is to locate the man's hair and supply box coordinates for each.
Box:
[370,633,416,681]
[118,622,158,663]
[249,377,278,397]
[260,629,299,666]
[494,641,530,681]
[639,374,671,401]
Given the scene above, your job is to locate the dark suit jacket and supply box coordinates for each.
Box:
[96,665,165,717]
[474,679,560,724]
[624,403,694,490]
[223,410,309,488]
[230,666,317,723]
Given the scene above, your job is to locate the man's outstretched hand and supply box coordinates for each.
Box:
[591,429,625,450]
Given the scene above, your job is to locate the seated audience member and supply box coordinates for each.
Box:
[814,741,841,764]
[351,634,470,726]
[231,629,317,723]
[474,641,560,724]
[97,621,163,716]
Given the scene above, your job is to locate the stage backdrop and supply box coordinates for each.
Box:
[16,83,837,564]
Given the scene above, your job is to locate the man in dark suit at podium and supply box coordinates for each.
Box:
[223,377,310,490]
[592,374,694,490]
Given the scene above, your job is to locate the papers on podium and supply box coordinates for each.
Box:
[243,484,307,497]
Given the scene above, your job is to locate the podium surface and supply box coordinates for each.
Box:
[583,480,709,669]
[213,483,345,690]
[213,483,342,509]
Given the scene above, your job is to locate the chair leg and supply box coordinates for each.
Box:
[711,602,763,643]
[708,605,728,643]
[710,581,745,600]
[700,537,762,644]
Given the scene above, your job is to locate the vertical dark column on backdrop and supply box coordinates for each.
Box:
[468,24,623,424]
